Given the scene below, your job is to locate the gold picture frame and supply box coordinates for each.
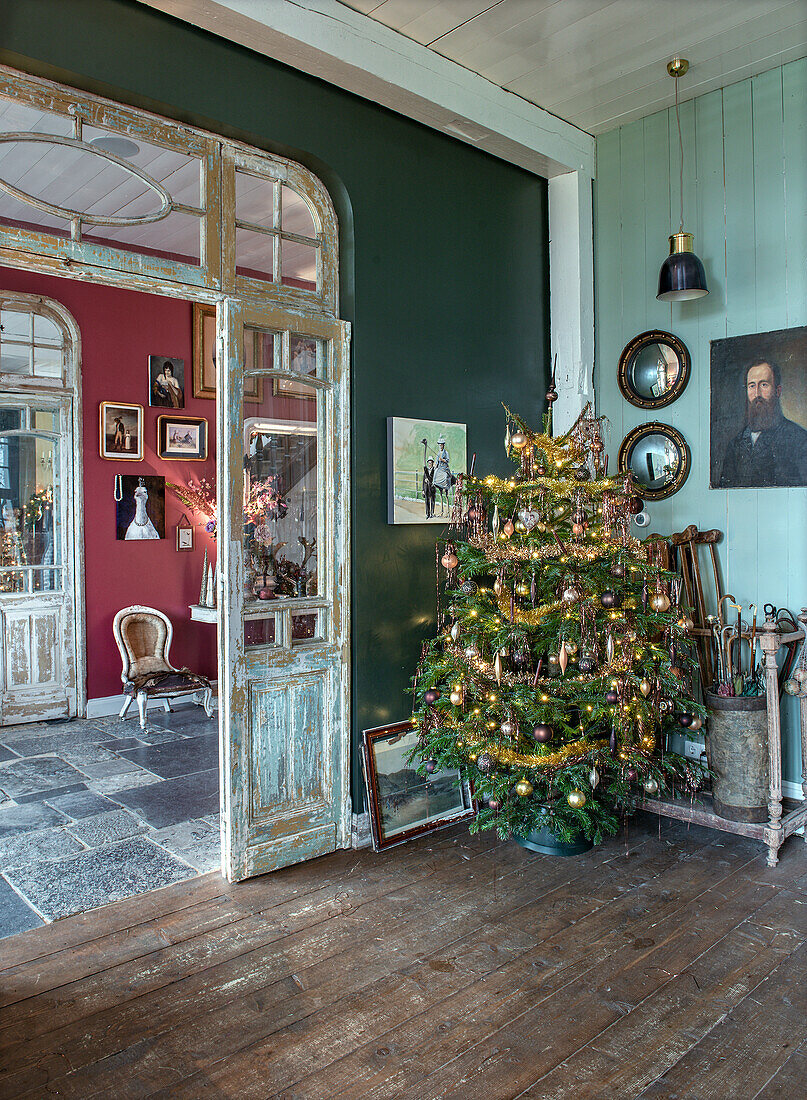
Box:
[99,401,143,461]
[193,303,263,402]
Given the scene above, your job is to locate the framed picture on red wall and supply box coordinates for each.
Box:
[157,415,208,461]
[100,402,143,461]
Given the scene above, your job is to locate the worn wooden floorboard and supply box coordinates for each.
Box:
[0,819,803,1100]
[26,830,675,1099]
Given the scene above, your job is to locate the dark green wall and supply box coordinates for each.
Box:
[1,0,550,805]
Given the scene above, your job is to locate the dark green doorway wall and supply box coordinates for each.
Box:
[1,0,550,807]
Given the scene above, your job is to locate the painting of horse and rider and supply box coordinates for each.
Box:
[387,417,468,524]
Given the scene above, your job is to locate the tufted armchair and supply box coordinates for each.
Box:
[113,605,213,729]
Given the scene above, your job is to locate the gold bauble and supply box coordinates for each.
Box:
[688,716,702,731]
[515,520,526,533]
[449,690,463,706]
[516,582,530,596]
[515,778,534,797]
[639,678,651,697]
[650,593,671,612]
[510,432,528,450]
[493,577,504,596]
[565,640,579,656]
[567,790,586,809]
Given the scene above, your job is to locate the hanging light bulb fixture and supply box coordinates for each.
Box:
[657,58,709,302]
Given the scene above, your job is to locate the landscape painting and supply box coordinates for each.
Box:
[362,722,473,850]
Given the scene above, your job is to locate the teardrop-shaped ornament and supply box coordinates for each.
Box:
[492,505,500,537]
[606,631,614,664]
[589,767,600,790]
[494,651,503,685]
[504,421,511,454]
[450,621,461,643]
[558,642,568,676]
[530,572,537,606]
[639,678,651,697]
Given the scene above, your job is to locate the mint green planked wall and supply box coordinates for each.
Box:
[594,59,807,786]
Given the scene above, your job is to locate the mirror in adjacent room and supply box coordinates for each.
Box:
[617,331,690,409]
[617,422,690,500]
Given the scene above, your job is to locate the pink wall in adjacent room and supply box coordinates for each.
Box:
[0,266,218,701]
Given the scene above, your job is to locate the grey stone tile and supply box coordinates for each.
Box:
[14,783,87,805]
[0,757,88,799]
[0,802,66,837]
[101,737,144,751]
[118,733,218,779]
[124,729,189,745]
[147,705,216,732]
[0,876,44,938]
[75,758,155,780]
[66,808,145,847]
[151,818,220,873]
[86,772,162,795]
[0,725,114,755]
[115,769,220,828]
[46,789,118,820]
[0,745,20,762]
[4,836,194,920]
[0,826,85,869]
[57,744,121,766]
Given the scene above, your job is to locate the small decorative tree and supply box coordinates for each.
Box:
[412,404,705,846]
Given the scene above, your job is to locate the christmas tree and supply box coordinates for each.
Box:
[412,402,705,846]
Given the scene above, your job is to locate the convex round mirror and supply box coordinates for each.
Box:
[617,422,690,500]
[617,330,690,409]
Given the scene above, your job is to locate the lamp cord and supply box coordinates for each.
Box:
[675,72,684,233]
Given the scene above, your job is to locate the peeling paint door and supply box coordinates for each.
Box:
[217,299,351,880]
[0,397,76,725]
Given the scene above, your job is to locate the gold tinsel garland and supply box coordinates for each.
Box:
[495,591,561,626]
[476,474,623,498]
[487,738,610,769]
[471,535,649,565]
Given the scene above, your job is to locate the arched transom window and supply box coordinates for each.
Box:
[0,67,338,313]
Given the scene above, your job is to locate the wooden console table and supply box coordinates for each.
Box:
[642,609,807,867]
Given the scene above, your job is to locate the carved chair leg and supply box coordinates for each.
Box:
[136,691,148,730]
[767,843,780,868]
[119,696,133,720]
[202,686,213,719]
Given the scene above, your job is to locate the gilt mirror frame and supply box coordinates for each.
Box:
[617,330,691,409]
[617,422,691,501]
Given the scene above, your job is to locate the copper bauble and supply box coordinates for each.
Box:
[688,716,702,731]
[572,522,585,536]
[510,432,528,450]
[503,519,515,538]
[488,797,502,811]
[441,552,458,570]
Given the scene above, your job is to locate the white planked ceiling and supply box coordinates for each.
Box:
[338,0,807,133]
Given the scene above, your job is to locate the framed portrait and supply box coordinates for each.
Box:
[710,325,807,488]
[387,416,467,524]
[157,415,208,461]
[99,402,143,461]
[193,303,263,402]
[115,475,165,541]
[361,721,474,852]
[149,355,185,409]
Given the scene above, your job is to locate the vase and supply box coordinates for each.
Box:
[513,824,593,857]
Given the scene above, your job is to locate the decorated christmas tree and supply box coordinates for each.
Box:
[412,400,705,847]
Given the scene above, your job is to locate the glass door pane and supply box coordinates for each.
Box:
[0,432,60,593]
[242,328,319,604]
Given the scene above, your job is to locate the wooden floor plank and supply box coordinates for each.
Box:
[131,832,741,1098]
[637,942,807,1099]
[0,819,802,1100]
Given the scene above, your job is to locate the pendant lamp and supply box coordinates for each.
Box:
[657,58,708,302]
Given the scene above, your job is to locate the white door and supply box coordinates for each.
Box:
[0,396,77,724]
[217,298,351,880]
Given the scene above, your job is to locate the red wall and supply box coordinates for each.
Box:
[0,266,218,700]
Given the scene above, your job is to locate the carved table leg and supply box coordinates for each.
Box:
[762,623,783,866]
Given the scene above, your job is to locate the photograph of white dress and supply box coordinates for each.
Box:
[116,474,166,540]
[125,479,160,540]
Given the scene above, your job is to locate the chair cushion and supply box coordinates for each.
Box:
[124,669,211,696]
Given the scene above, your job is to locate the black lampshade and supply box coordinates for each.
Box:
[657,232,708,301]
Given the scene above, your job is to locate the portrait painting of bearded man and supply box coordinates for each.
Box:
[710,326,807,488]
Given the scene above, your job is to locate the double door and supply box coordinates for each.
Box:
[217,298,351,880]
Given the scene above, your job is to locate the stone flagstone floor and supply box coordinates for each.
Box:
[0,703,221,939]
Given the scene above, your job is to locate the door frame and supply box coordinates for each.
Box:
[0,291,86,720]
[0,65,352,875]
